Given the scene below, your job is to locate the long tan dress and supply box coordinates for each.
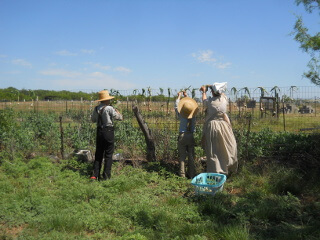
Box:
[203,94,238,175]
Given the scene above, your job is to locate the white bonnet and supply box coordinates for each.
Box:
[211,82,227,95]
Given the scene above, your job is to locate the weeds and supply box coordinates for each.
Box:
[1,107,320,239]
[1,156,319,239]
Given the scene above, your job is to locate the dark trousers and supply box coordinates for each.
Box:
[178,132,196,178]
[93,127,114,180]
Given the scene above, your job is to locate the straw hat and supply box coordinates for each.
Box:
[178,97,199,119]
[95,90,114,102]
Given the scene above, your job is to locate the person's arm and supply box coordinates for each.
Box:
[174,92,183,115]
[199,85,207,101]
[182,90,187,98]
[221,93,231,126]
[113,108,123,121]
[223,113,231,126]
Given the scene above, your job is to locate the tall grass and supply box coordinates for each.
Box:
[1,107,320,239]
[1,157,320,239]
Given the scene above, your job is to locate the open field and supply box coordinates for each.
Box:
[1,100,320,133]
[1,98,320,239]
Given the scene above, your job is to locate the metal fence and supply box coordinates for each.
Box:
[1,86,320,133]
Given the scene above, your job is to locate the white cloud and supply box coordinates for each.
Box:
[39,68,135,90]
[192,50,216,63]
[53,72,135,90]
[192,49,232,69]
[1,70,20,74]
[12,59,32,68]
[190,73,202,77]
[231,75,241,79]
[54,49,95,56]
[114,66,132,73]
[55,50,77,56]
[85,62,111,70]
[49,62,58,67]
[90,71,105,77]
[85,63,132,73]
[217,62,232,69]
[40,69,82,78]
[81,49,95,54]
[0,54,7,58]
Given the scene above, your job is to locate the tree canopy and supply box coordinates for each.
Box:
[0,87,97,101]
[293,0,320,85]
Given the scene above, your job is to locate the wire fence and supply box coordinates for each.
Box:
[1,86,320,133]
[1,86,320,163]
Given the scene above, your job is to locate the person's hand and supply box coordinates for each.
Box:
[200,85,206,92]
[182,91,187,97]
[177,92,182,97]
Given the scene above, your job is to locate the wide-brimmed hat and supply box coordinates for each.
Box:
[178,97,199,119]
[95,90,114,102]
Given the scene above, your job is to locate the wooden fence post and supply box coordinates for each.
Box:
[132,105,156,162]
[59,116,65,159]
[282,98,286,132]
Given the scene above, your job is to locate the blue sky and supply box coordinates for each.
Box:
[0,0,319,92]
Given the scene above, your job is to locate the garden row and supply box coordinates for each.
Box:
[1,108,319,174]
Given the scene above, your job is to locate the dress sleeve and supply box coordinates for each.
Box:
[174,99,180,116]
[221,93,228,102]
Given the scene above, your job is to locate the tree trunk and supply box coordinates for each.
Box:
[132,105,156,162]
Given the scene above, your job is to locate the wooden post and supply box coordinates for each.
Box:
[315,97,317,117]
[132,105,156,162]
[32,99,35,113]
[127,96,129,112]
[282,98,286,132]
[245,113,252,162]
[59,116,65,159]
[37,97,39,113]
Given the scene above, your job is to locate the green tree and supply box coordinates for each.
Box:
[293,0,320,85]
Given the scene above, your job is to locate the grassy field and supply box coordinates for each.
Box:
[0,157,319,240]
[1,103,320,239]
[1,100,320,133]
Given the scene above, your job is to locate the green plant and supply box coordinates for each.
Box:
[1,154,320,239]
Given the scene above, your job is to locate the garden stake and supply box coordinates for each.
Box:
[59,116,65,159]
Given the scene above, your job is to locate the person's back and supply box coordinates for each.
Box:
[200,83,237,176]
[91,90,123,181]
[175,91,199,178]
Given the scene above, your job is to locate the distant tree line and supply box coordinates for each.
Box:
[0,87,176,102]
[0,87,96,101]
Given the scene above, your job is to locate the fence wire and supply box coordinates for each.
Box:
[1,86,320,133]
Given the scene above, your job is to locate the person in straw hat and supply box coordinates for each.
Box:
[174,91,199,178]
[200,82,238,176]
[90,90,123,180]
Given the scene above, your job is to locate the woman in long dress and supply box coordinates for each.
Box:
[200,83,238,175]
